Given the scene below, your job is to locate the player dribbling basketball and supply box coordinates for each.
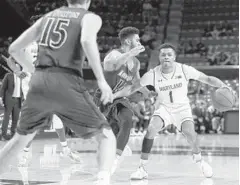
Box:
[114,43,235,180]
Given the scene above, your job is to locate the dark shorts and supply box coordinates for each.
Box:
[17,67,109,138]
[93,89,133,135]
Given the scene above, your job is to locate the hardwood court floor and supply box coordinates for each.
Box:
[0,134,238,185]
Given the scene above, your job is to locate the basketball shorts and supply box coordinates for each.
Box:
[93,89,133,134]
[153,104,194,130]
[17,67,110,138]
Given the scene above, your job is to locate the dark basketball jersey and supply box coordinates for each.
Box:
[35,7,90,75]
[104,49,140,94]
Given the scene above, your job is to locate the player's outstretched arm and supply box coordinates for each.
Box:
[113,69,154,99]
[8,18,42,73]
[197,73,227,88]
[182,64,227,88]
[104,46,145,71]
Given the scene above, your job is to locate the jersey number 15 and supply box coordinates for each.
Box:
[39,17,70,49]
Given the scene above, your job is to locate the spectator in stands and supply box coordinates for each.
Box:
[142,0,153,23]
[192,100,209,134]
[225,21,234,36]
[141,25,156,47]
[177,41,185,54]
[203,22,214,37]
[147,40,160,70]
[209,51,232,66]
[210,25,220,39]
[117,19,125,33]
[196,39,208,56]
[207,105,224,134]
[102,20,116,36]
[185,40,195,54]
[151,8,159,25]
[229,53,239,65]
[126,0,141,14]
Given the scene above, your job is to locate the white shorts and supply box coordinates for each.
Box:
[153,104,193,130]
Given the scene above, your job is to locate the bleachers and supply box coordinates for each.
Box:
[178,0,239,65]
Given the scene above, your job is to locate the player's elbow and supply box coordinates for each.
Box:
[8,44,15,55]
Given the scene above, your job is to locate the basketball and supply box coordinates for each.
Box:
[212,87,236,112]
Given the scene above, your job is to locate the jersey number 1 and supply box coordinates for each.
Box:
[169,91,173,103]
[39,17,70,49]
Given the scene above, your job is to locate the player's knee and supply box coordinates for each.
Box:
[181,121,196,139]
[52,114,63,129]
[146,119,164,139]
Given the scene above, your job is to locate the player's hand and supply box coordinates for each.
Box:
[144,116,150,120]
[128,45,145,57]
[98,79,113,105]
[15,71,28,79]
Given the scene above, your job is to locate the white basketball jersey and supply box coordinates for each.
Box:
[153,63,190,109]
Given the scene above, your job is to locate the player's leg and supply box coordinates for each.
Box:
[0,131,37,174]
[111,107,133,174]
[131,115,165,180]
[52,114,81,163]
[181,120,213,178]
[18,140,33,167]
[116,107,133,155]
[95,126,116,184]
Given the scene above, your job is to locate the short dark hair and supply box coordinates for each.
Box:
[67,0,85,5]
[118,27,139,42]
[159,43,177,53]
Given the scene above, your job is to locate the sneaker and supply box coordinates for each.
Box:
[95,172,110,185]
[196,160,213,178]
[130,166,148,180]
[18,152,32,167]
[60,147,82,163]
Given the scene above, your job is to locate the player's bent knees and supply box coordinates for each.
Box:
[146,116,164,139]
[52,114,64,129]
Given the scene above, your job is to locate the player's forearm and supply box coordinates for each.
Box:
[82,40,105,82]
[138,87,151,98]
[202,76,226,88]
[8,50,34,73]
[114,52,132,68]
[114,82,142,99]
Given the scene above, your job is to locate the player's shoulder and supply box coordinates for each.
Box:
[104,49,121,61]
[82,12,102,23]
[181,63,196,72]
[152,65,161,73]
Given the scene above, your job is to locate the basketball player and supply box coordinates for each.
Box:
[114,43,231,179]
[94,27,146,174]
[4,54,81,166]
[0,0,116,184]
